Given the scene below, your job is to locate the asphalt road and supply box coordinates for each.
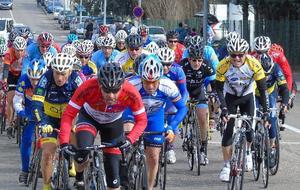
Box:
[1,1,300,189]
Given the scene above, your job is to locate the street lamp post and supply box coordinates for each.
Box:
[203,0,208,46]
[103,0,107,25]
[80,0,82,23]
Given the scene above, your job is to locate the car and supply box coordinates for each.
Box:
[58,10,73,24]
[61,15,74,30]
[12,23,34,40]
[46,1,62,13]
[148,26,166,42]
[0,18,14,41]
[53,6,64,20]
[0,0,13,10]
[69,16,89,32]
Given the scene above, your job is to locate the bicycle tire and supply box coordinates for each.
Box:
[252,132,261,181]
[95,151,107,190]
[159,142,167,190]
[136,155,148,190]
[193,119,201,176]
[261,129,269,188]
[186,124,194,171]
[28,149,42,190]
[270,124,280,175]
[0,97,6,134]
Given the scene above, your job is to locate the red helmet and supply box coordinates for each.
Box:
[37,32,53,46]
[99,25,109,34]
[138,25,149,37]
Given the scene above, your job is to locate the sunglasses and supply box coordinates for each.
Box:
[0,55,4,58]
[190,58,203,62]
[40,45,50,49]
[162,62,172,66]
[230,54,244,58]
[168,40,178,43]
[102,86,121,94]
[129,47,140,51]
[79,55,89,59]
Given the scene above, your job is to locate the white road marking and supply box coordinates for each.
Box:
[283,124,300,134]
[9,10,16,23]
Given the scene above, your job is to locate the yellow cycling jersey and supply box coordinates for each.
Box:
[216,55,265,96]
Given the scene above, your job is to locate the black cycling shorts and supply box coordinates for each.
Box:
[7,71,20,91]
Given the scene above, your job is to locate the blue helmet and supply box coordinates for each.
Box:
[67,34,78,43]
[27,59,47,79]
[138,54,163,82]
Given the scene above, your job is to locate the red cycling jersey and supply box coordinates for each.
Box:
[173,43,186,64]
[59,78,147,145]
[250,50,293,91]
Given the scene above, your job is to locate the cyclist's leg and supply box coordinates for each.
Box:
[144,145,161,190]
[165,101,178,164]
[269,91,277,147]
[6,72,19,130]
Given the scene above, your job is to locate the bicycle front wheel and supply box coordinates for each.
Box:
[28,149,42,190]
[261,129,270,188]
[270,123,280,175]
[136,155,148,190]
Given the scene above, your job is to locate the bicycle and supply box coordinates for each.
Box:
[226,114,262,190]
[252,110,270,188]
[0,81,7,135]
[181,100,203,176]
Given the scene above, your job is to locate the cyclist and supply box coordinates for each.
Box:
[256,53,289,168]
[17,27,35,46]
[115,34,148,75]
[13,59,47,185]
[91,34,120,68]
[138,24,152,47]
[216,38,269,182]
[115,29,128,52]
[91,24,110,45]
[32,53,83,190]
[156,47,188,164]
[58,62,147,189]
[75,40,97,79]
[144,41,159,54]
[7,31,19,48]
[124,54,187,189]
[27,32,57,61]
[181,44,216,166]
[251,36,293,91]
[61,33,78,50]
[3,36,29,138]
[166,30,185,63]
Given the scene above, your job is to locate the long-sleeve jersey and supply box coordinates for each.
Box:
[91,49,120,68]
[26,42,57,61]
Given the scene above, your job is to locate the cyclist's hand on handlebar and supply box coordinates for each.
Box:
[220,107,229,123]
[281,104,288,114]
[166,130,176,143]
[119,138,132,150]
[41,124,53,134]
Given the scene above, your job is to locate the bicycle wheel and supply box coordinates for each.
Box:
[252,132,261,181]
[186,124,194,171]
[136,155,148,190]
[0,97,6,134]
[84,161,94,190]
[229,136,246,190]
[193,119,201,176]
[159,142,167,190]
[270,124,280,175]
[28,149,42,190]
[95,151,107,190]
[261,129,269,188]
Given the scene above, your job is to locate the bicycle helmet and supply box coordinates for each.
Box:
[0,36,6,45]
[156,39,168,48]
[166,30,179,40]
[138,54,163,82]
[95,36,105,47]
[43,52,54,67]
[184,35,192,48]
[27,59,47,79]
[99,24,109,34]
[98,62,125,90]
[227,38,249,53]
[190,35,203,46]
[145,41,159,54]
[102,35,116,48]
[13,36,27,50]
[37,32,53,46]
[51,53,74,72]
[134,53,148,74]
[72,40,81,49]
[0,44,8,56]
[18,27,31,38]
[260,53,274,74]
[72,57,82,71]
[226,31,241,43]
[130,26,138,35]
[138,25,149,36]
[62,44,77,57]
[76,40,94,56]
[188,44,204,58]
[254,36,271,52]
[67,33,78,43]
[115,30,128,42]
[8,31,19,42]
[156,47,175,63]
[271,43,284,53]
[125,34,143,48]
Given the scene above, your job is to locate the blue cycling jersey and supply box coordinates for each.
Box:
[182,45,219,70]
[91,49,120,68]
[26,42,57,61]
[143,36,153,47]
[214,45,228,61]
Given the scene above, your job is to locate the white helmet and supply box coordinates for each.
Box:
[226,31,241,43]
[130,26,138,34]
[95,36,105,47]
[115,30,128,42]
[72,39,81,49]
[156,47,175,63]
[62,44,77,57]
[51,53,74,72]
[27,59,47,79]
[145,41,159,54]
[138,54,163,82]
[0,44,8,56]
[254,36,271,52]
[76,40,94,56]
[227,38,249,53]
[42,52,54,67]
[190,35,203,46]
[13,36,27,50]
[102,34,116,48]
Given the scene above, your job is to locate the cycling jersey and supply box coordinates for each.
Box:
[213,44,228,61]
[250,49,293,91]
[32,69,83,121]
[143,36,153,47]
[172,42,185,64]
[3,48,28,76]
[59,79,147,145]
[81,61,97,78]
[182,45,219,70]
[91,49,119,68]
[26,42,57,61]
[216,55,265,97]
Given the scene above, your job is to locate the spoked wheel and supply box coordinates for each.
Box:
[261,130,270,188]
[270,127,280,175]
[28,150,42,190]
[252,133,261,181]
[157,142,167,190]
[193,122,201,176]
[228,137,246,190]
[136,156,148,190]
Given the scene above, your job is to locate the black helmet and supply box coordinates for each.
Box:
[134,53,148,74]
[156,39,168,48]
[98,62,125,91]
[260,53,274,74]
[188,44,204,58]
[166,30,179,40]
[9,31,19,42]
[18,27,31,38]
[125,34,143,48]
